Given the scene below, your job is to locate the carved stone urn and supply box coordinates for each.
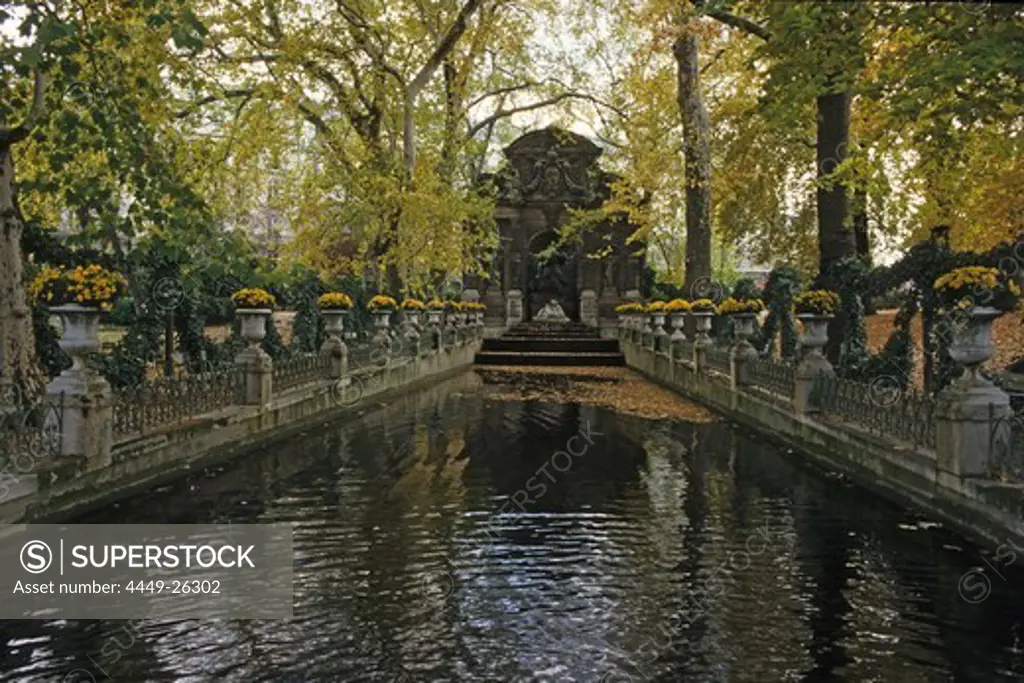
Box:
[371,310,393,346]
[669,313,687,341]
[692,312,714,347]
[319,310,349,379]
[321,309,347,339]
[403,310,422,341]
[237,308,272,348]
[796,314,834,378]
[48,304,107,395]
[948,306,1001,386]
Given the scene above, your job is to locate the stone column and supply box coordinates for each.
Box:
[936,307,1012,478]
[580,289,598,327]
[506,289,524,327]
[692,312,713,373]
[235,309,273,406]
[47,305,113,468]
[319,310,349,380]
[730,314,758,389]
[793,315,833,414]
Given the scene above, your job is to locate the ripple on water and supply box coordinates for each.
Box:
[3,372,1024,682]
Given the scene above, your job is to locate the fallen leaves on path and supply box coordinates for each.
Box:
[475,365,719,423]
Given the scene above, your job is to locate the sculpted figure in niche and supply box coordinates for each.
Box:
[535,298,570,322]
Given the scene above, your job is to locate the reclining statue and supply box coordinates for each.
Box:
[535,298,569,322]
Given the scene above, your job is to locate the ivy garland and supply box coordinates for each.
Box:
[831,256,871,378]
[759,267,801,359]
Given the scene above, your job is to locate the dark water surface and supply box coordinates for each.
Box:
[4,370,1024,682]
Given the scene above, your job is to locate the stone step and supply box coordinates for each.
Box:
[473,351,626,366]
[483,338,620,353]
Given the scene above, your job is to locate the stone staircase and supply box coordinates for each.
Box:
[474,322,625,366]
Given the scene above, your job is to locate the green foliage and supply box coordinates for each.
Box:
[730,278,760,301]
[759,266,802,358]
[32,307,70,379]
[831,257,871,377]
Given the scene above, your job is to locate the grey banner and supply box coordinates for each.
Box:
[0,524,293,619]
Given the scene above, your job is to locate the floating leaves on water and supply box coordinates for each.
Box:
[476,366,719,423]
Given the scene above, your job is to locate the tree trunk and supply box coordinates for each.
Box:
[0,146,43,402]
[852,187,870,263]
[816,90,855,275]
[674,32,712,297]
[815,89,856,364]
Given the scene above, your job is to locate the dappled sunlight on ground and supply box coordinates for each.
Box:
[475,365,719,423]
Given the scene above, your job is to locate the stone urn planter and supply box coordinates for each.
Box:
[796,314,834,378]
[403,310,422,340]
[797,314,831,353]
[730,313,759,362]
[652,312,667,336]
[371,310,393,345]
[320,309,347,339]
[426,309,443,329]
[692,312,714,346]
[49,304,107,394]
[237,308,272,347]
[948,306,1001,386]
[669,313,687,341]
[52,303,103,362]
[731,313,757,345]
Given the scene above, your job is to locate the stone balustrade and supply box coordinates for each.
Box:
[37,307,484,484]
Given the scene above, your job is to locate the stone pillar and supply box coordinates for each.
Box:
[580,289,598,327]
[793,315,833,414]
[47,305,113,468]
[730,314,758,389]
[936,383,1011,478]
[692,312,713,373]
[506,289,524,327]
[235,346,272,406]
[320,311,348,380]
[47,376,113,469]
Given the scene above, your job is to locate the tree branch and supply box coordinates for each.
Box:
[0,68,46,147]
[466,92,617,138]
[703,6,770,41]
[175,88,256,119]
[403,0,487,174]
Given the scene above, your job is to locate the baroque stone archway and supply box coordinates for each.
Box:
[471,127,645,332]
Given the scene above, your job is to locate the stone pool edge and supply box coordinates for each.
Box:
[622,340,1024,552]
[15,343,480,523]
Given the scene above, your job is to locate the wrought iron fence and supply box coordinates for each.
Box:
[0,385,63,467]
[113,366,243,442]
[811,374,937,449]
[705,345,732,375]
[273,353,330,394]
[748,356,795,399]
[988,395,1024,481]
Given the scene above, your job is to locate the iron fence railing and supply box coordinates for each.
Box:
[273,353,330,394]
[705,345,732,375]
[811,374,937,450]
[988,394,1024,481]
[113,366,243,442]
[748,356,795,399]
[0,387,63,465]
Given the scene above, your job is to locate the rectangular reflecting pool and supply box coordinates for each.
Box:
[3,368,1024,682]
